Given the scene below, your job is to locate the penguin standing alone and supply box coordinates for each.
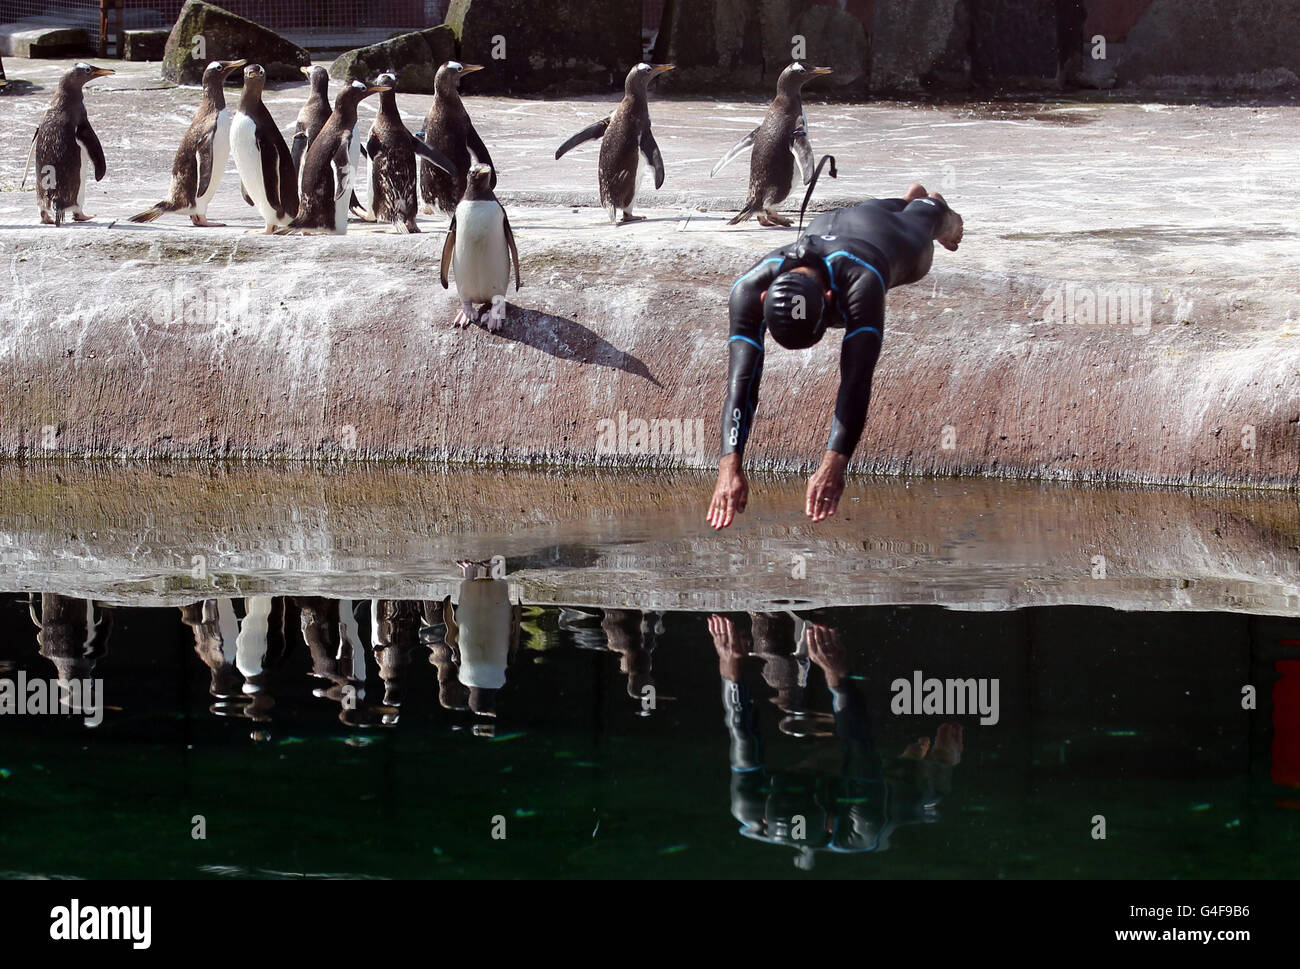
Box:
[711,62,832,226]
[440,164,521,330]
[230,64,298,233]
[31,62,114,225]
[361,72,457,233]
[419,61,495,217]
[291,78,389,234]
[554,62,674,224]
[129,59,246,226]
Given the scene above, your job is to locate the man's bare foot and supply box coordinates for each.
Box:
[936,209,963,251]
[903,182,927,202]
[191,215,225,227]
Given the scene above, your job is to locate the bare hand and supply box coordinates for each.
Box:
[707,614,751,681]
[708,454,748,530]
[805,451,848,523]
[805,622,848,686]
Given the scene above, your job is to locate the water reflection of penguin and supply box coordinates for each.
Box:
[599,609,667,711]
[441,560,521,717]
[421,599,470,712]
[370,599,423,724]
[709,614,964,868]
[29,593,112,692]
[179,597,285,733]
[295,596,376,726]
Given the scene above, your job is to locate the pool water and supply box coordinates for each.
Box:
[1,593,1297,879]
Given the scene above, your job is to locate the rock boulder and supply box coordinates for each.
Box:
[330,26,457,93]
[162,1,309,85]
[870,0,970,91]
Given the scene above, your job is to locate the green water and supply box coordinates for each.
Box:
[1,595,1296,879]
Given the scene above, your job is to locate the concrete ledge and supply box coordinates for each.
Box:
[0,61,1297,488]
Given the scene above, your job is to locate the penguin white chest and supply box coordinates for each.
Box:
[452,200,510,304]
[230,111,282,224]
[74,140,91,211]
[197,108,232,212]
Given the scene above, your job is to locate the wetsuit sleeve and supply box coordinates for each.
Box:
[721,260,783,457]
[826,267,885,456]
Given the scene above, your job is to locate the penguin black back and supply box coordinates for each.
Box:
[419,61,494,216]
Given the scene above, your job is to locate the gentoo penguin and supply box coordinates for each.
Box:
[31,62,114,226]
[361,72,456,233]
[419,61,495,217]
[289,65,366,214]
[441,561,521,717]
[291,78,389,234]
[711,62,832,226]
[554,62,674,224]
[290,65,330,178]
[230,64,299,233]
[129,59,246,226]
[440,164,521,330]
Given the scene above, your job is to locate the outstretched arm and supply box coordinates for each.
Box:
[807,270,885,522]
[708,261,781,530]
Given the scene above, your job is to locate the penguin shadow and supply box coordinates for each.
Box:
[471,304,661,387]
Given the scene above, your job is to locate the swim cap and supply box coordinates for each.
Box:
[764,270,826,349]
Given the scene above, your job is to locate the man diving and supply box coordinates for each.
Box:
[707,183,964,530]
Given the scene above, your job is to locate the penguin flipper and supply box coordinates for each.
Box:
[290,129,307,173]
[411,134,457,177]
[20,128,37,190]
[239,179,253,208]
[640,127,665,190]
[331,135,352,202]
[441,595,459,649]
[77,119,107,181]
[195,124,217,199]
[791,130,815,186]
[710,127,757,178]
[275,133,300,218]
[256,133,283,214]
[554,117,610,160]
[499,204,522,292]
[439,216,456,289]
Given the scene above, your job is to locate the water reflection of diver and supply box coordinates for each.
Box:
[179,597,286,735]
[437,560,521,718]
[29,594,113,720]
[709,614,964,868]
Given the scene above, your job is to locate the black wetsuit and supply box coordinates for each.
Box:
[722,196,951,457]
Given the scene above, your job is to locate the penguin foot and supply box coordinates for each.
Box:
[453,302,478,328]
[39,212,53,225]
[190,215,225,227]
[618,213,647,224]
[72,211,95,222]
[483,302,505,333]
[757,211,791,227]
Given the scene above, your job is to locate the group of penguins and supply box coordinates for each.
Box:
[26,58,836,328]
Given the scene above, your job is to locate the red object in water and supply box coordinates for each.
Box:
[1273,660,1300,789]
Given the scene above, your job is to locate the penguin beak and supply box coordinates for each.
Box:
[810,66,833,76]
[90,67,116,78]
[298,65,312,77]
[367,84,392,94]
[222,59,247,72]
[458,64,485,74]
[650,64,676,76]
